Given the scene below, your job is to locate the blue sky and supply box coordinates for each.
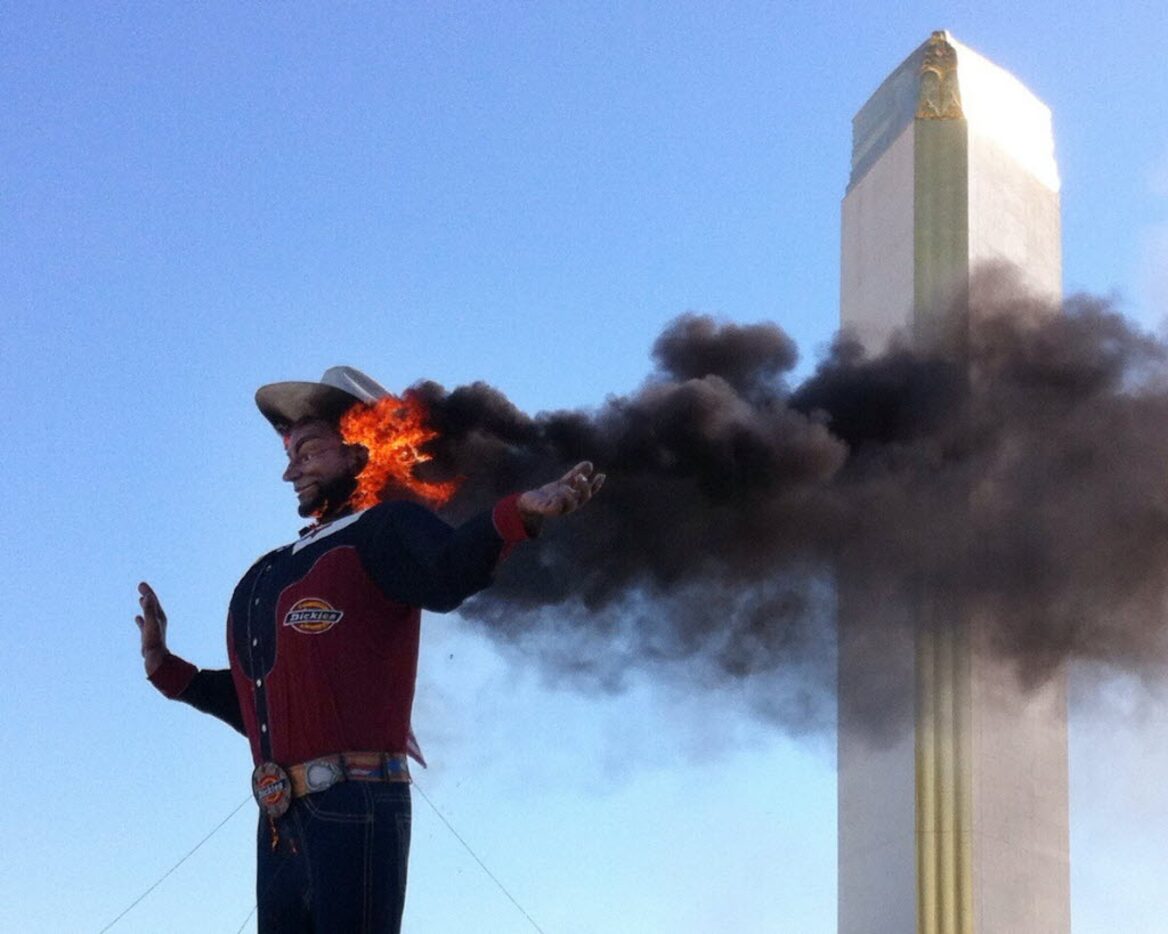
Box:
[3,3,1167,932]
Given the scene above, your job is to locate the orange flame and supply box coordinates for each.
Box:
[339,393,460,510]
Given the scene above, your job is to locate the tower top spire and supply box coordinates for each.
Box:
[849,32,1058,192]
[916,31,962,120]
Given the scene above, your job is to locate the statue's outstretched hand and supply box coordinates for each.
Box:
[517,461,605,533]
[135,581,169,676]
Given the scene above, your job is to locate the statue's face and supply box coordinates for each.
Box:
[281,420,362,518]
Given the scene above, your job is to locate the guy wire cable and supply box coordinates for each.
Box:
[413,778,547,934]
[100,783,545,933]
[97,795,252,932]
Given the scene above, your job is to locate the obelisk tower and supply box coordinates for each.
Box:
[837,32,1070,934]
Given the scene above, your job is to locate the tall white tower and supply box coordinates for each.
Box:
[837,32,1070,934]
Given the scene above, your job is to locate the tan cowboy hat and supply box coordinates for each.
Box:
[255,366,389,432]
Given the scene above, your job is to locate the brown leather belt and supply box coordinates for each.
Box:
[290,751,410,795]
[252,752,410,818]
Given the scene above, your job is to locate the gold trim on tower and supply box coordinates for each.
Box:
[917,32,963,120]
[916,607,974,934]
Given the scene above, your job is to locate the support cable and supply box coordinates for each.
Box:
[98,796,252,932]
[100,784,545,934]
[413,780,546,934]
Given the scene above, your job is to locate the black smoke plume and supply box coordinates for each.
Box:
[404,283,1168,736]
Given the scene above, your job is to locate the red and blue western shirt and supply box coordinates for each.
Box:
[149,495,530,767]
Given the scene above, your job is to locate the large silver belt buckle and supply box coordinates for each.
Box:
[304,758,345,794]
[252,762,292,819]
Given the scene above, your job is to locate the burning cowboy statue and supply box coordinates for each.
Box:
[135,366,603,933]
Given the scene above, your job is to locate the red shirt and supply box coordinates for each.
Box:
[150,495,530,767]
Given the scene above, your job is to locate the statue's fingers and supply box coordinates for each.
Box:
[563,461,593,482]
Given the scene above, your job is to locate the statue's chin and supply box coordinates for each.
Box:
[298,476,358,520]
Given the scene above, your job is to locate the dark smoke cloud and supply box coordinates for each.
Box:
[403,284,1168,737]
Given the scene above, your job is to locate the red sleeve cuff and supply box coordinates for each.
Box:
[147,653,198,699]
[492,493,534,543]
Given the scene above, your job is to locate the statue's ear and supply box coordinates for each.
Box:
[349,444,370,474]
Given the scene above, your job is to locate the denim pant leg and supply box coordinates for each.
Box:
[256,782,412,934]
[256,806,312,933]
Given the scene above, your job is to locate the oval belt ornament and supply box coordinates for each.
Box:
[305,759,344,793]
[252,762,292,818]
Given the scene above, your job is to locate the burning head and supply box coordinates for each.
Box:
[281,419,367,518]
[256,366,457,518]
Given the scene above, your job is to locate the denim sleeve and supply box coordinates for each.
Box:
[178,668,246,736]
[360,501,510,612]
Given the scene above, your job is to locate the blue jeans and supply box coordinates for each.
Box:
[256,781,412,933]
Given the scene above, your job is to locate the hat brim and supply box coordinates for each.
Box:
[255,381,362,433]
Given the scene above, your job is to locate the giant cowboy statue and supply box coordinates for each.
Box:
[135,366,604,933]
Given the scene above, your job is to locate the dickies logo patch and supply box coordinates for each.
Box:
[283,597,343,634]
